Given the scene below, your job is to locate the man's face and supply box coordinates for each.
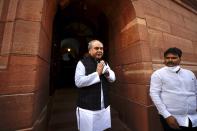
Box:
[164,53,181,67]
[89,41,103,60]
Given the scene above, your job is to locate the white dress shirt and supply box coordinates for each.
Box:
[150,66,197,127]
[75,61,116,131]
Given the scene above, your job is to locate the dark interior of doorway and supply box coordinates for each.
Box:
[49,1,109,95]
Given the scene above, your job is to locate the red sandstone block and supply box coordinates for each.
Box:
[148,106,163,131]
[1,22,14,55]
[0,89,49,130]
[0,94,34,130]
[8,64,36,86]
[114,41,152,66]
[148,29,164,48]
[146,15,171,33]
[193,41,197,54]
[132,1,145,18]
[116,18,125,33]
[0,55,9,69]
[32,107,48,131]
[124,101,149,131]
[0,66,9,84]
[38,26,51,62]
[151,0,170,8]
[41,0,56,41]
[181,52,197,63]
[141,0,161,17]
[140,42,152,62]
[120,24,140,48]
[191,13,197,23]
[150,47,163,63]
[138,24,148,41]
[119,0,133,10]
[113,66,125,83]
[9,55,37,65]
[35,58,50,92]
[160,6,184,26]
[12,20,40,55]
[121,62,152,85]
[121,6,136,28]
[114,42,141,65]
[0,56,38,94]
[0,1,4,21]
[108,0,137,31]
[111,0,131,19]
[6,0,18,21]
[163,33,193,53]
[183,17,197,33]
[113,34,121,54]
[16,0,43,21]
[0,0,9,22]
[169,0,193,19]
[171,23,197,41]
[0,22,5,48]
[125,84,150,105]
[32,88,49,124]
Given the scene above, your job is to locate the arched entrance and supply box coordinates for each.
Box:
[48,1,153,131]
[50,1,109,92]
[1,0,197,130]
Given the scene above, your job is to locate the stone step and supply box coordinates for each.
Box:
[111,118,131,131]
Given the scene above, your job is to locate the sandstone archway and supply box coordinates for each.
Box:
[0,0,153,130]
[5,0,197,131]
[47,1,156,131]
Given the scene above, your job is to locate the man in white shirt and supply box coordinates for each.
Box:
[75,40,116,131]
[150,47,197,131]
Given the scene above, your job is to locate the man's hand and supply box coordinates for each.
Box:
[104,70,109,77]
[165,116,181,130]
[97,62,104,76]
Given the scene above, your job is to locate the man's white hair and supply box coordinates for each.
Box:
[88,40,103,50]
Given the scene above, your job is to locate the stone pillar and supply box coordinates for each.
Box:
[0,0,57,130]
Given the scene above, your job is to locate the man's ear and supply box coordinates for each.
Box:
[179,57,182,63]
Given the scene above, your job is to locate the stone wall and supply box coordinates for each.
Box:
[108,0,197,131]
[98,0,155,131]
[143,0,197,73]
[0,0,56,130]
[0,0,196,131]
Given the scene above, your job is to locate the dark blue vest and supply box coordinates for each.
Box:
[77,56,110,110]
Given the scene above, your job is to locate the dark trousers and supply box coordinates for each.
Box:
[160,115,197,131]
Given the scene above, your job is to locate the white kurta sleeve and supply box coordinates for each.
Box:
[104,64,116,83]
[195,76,197,94]
[75,61,100,88]
[149,72,171,118]
[195,77,197,108]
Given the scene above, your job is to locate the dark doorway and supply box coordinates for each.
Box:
[49,0,109,94]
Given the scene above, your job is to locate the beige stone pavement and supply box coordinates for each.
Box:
[48,87,132,131]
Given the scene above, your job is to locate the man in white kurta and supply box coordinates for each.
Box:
[75,40,115,131]
[150,47,197,131]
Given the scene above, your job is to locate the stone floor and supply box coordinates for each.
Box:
[48,87,131,131]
